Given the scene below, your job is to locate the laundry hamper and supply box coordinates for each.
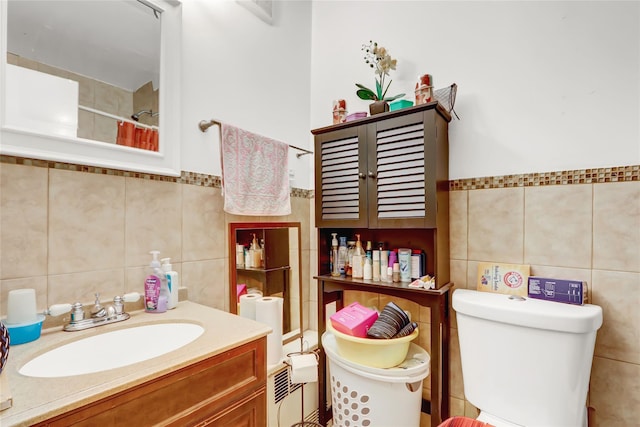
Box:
[322,331,430,427]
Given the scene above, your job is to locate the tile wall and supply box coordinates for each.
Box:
[0,158,313,332]
[1,156,638,426]
[335,166,640,427]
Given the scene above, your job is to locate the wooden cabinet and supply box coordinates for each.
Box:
[313,101,450,230]
[35,338,267,427]
[313,101,451,288]
[312,101,452,427]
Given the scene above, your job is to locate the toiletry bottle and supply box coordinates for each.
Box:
[392,262,401,283]
[161,258,179,309]
[398,248,412,282]
[145,250,167,313]
[346,240,356,276]
[372,250,380,281]
[338,236,348,276]
[331,233,340,277]
[251,233,262,268]
[411,249,425,280]
[365,241,372,261]
[363,257,373,280]
[352,234,364,279]
[379,243,389,282]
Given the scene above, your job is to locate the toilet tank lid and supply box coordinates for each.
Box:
[452,289,603,333]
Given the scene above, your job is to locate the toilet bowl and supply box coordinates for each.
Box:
[453,289,602,427]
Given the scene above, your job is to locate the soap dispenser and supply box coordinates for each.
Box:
[161,258,179,310]
[145,250,167,313]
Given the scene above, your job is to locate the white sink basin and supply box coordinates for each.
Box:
[19,323,204,378]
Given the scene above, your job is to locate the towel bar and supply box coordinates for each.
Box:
[198,119,313,158]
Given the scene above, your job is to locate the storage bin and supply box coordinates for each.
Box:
[327,320,418,368]
[322,331,430,427]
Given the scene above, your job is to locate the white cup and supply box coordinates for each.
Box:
[7,288,38,324]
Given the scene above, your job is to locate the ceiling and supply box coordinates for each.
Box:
[7,0,161,92]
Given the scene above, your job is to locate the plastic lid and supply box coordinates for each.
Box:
[331,233,338,246]
[161,257,172,272]
[149,250,161,268]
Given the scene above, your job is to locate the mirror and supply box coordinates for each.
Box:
[0,0,182,176]
[229,222,303,344]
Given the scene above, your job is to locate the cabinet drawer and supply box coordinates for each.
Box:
[37,338,266,427]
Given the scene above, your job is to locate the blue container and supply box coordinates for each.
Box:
[6,315,45,345]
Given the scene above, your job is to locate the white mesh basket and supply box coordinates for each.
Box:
[323,332,430,427]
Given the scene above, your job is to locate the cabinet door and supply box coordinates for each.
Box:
[367,111,436,229]
[314,125,368,228]
[196,388,266,427]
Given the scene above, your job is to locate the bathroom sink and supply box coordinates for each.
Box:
[19,323,204,378]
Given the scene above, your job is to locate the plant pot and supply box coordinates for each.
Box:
[369,100,389,115]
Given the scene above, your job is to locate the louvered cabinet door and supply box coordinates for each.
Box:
[314,126,368,228]
[367,111,438,228]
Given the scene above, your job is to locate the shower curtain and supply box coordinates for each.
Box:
[117,121,158,151]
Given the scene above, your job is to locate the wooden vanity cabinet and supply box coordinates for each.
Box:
[34,337,267,427]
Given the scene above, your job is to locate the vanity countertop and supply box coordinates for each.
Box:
[0,301,272,427]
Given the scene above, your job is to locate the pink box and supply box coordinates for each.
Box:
[236,284,247,303]
[330,302,379,338]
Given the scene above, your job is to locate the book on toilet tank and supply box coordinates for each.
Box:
[477,262,530,296]
[527,277,587,305]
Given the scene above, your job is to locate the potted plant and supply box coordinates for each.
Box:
[356,41,405,115]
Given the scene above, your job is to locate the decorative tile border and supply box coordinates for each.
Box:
[449,165,640,191]
[3,155,636,196]
[0,155,314,198]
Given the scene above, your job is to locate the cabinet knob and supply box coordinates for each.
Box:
[368,171,377,178]
[358,172,366,179]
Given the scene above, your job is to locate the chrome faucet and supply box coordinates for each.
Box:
[46,292,141,332]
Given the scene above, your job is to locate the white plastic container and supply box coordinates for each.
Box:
[161,258,180,310]
[322,331,430,427]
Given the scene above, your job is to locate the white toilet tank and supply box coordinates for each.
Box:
[453,289,602,427]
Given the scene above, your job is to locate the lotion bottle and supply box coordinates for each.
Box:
[145,251,167,313]
[352,234,364,279]
[161,257,179,309]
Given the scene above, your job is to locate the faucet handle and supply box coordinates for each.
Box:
[71,302,85,322]
[122,292,141,303]
[46,303,72,317]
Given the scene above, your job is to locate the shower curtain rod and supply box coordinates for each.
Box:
[79,105,157,130]
[198,119,313,158]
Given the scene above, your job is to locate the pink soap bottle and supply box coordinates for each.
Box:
[145,250,167,313]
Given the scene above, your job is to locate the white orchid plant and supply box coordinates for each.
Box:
[356,41,405,102]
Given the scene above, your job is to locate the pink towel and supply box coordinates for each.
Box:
[221,123,291,216]
[438,417,495,427]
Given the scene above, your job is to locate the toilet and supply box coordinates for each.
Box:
[453,289,603,427]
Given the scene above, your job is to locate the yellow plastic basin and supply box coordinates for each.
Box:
[326,321,419,368]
